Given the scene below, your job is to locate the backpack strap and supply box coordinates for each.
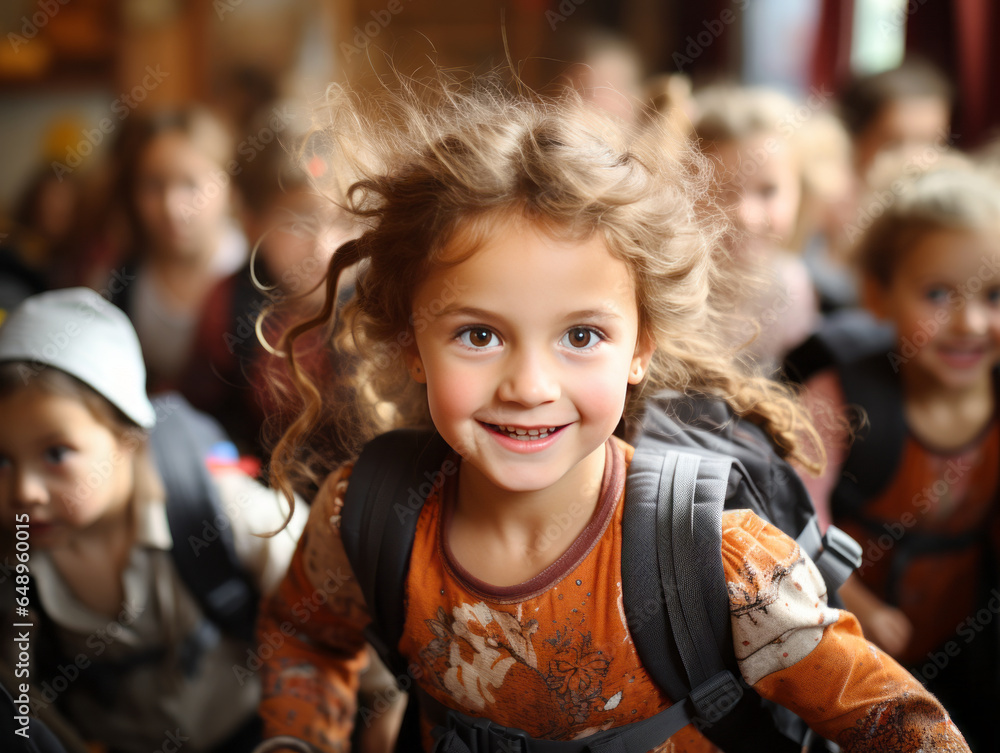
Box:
[419,685,710,753]
[339,428,452,678]
[833,350,907,513]
[623,449,740,696]
[783,311,903,516]
[623,447,805,752]
[149,393,259,643]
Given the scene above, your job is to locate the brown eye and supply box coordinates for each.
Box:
[459,328,499,348]
[563,327,597,349]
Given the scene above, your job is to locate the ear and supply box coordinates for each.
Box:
[628,332,656,385]
[404,343,427,384]
[861,274,890,321]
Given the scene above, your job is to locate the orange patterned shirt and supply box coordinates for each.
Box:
[258,437,968,752]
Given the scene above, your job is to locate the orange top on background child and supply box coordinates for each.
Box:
[254,75,969,752]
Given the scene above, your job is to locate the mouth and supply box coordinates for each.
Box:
[937,343,989,368]
[27,520,57,538]
[481,423,565,441]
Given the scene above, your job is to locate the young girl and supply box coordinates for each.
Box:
[0,287,307,753]
[693,85,820,370]
[797,166,1000,752]
[110,106,248,392]
[254,77,969,752]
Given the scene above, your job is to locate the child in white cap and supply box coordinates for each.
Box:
[0,288,307,753]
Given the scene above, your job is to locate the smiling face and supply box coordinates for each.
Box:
[868,227,1000,393]
[0,384,135,548]
[407,216,652,501]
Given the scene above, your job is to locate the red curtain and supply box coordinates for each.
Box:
[815,0,999,149]
[907,0,999,148]
[811,0,855,95]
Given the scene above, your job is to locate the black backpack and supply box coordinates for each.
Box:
[148,392,260,644]
[339,390,862,753]
[29,393,260,708]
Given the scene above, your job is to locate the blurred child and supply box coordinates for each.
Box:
[796,111,861,312]
[795,167,1000,751]
[110,106,248,391]
[641,71,696,139]
[559,27,645,126]
[839,57,952,185]
[0,288,307,753]
[694,84,819,370]
[251,76,968,752]
[179,119,355,460]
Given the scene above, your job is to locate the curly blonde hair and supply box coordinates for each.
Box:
[267,73,822,505]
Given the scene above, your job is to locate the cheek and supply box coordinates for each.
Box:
[193,187,230,227]
[574,362,632,423]
[270,234,319,279]
[768,193,798,238]
[136,194,163,225]
[425,367,479,424]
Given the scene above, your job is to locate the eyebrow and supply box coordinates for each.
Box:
[432,304,626,322]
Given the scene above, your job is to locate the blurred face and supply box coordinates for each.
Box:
[408,217,652,500]
[0,388,135,548]
[254,188,352,297]
[135,131,231,260]
[713,135,802,248]
[854,96,950,179]
[871,228,1000,393]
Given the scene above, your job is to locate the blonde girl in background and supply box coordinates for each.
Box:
[693,85,820,371]
[796,165,1000,752]
[253,75,969,752]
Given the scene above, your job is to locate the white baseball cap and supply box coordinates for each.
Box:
[0,287,156,428]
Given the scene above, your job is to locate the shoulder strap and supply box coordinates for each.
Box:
[149,393,258,642]
[783,310,904,515]
[623,447,805,752]
[624,449,734,692]
[833,350,906,515]
[340,429,451,677]
[622,449,746,725]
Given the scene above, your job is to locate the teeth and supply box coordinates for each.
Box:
[492,424,559,440]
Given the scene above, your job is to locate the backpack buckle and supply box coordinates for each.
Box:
[689,670,743,726]
[438,709,532,753]
[481,721,531,753]
[816,525,863,590]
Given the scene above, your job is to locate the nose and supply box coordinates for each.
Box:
[164,184,191,224]
[954,299,989,335]
[12,467,48,508]
[736,195,768,238]
[497,347,560,407]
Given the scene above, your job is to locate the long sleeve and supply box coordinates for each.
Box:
[257,468,371,751]
[213,467,309,597]
[722,509,969,752]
